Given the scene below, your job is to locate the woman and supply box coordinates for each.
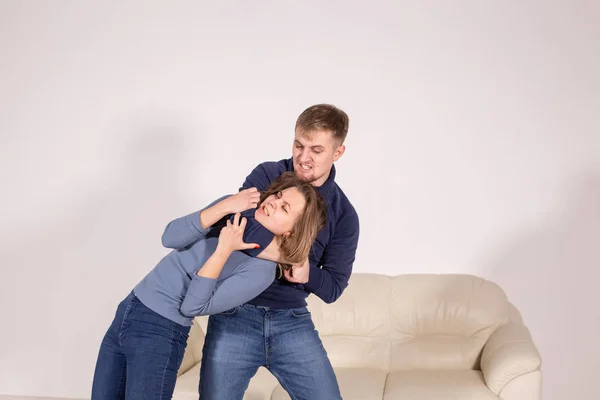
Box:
[91,172,327,400]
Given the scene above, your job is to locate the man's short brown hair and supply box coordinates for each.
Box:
[295,104,349,144]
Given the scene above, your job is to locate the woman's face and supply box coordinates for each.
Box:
[254,187,306,236]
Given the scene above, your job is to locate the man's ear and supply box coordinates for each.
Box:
[333,144,346,162]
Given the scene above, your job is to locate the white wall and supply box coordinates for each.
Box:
[1,1,598,399]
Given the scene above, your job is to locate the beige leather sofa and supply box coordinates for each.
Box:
[174,273,542,399]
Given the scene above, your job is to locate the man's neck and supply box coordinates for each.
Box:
[311,170,332,187]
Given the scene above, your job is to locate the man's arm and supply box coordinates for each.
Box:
[303,210,360,303]
[240,162,283,192]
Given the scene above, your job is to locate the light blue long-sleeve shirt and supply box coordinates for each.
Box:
[133,196,276,326]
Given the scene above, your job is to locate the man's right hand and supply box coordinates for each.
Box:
[223,187,261,213]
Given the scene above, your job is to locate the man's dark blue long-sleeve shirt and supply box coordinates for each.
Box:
[240,158,359,308]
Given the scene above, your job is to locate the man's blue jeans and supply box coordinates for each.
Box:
[91,292,190,400]
[199,303,341,400]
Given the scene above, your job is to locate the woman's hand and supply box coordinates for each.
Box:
[223,187,261,214]
[216,213,260,255]
[199,189,260,230]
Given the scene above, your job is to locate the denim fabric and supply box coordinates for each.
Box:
[91,292,190,400]
[199,303,341,400]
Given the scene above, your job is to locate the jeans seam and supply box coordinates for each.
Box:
[267,368,299,400]
[117,361,126,400]
[160,325,177,398]
[264,311,270,368]
[177,330,187,365]
[118,296,135,346]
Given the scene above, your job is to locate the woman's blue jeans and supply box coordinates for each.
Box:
[91,292,190,400]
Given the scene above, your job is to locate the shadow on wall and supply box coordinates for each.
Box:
[0,123,192,397]
[482,171,600,400]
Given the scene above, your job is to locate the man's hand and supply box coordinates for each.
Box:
[283,258,310,284]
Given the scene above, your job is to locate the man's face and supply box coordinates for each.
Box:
[292,128,345,187]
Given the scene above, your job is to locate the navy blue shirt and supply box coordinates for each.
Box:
[240,158,360,308]
[205,208,276,258]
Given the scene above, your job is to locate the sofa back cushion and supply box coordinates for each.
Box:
[307,273,509,371]
[307,274,393,369]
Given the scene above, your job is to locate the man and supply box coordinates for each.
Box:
[199,104,359,400]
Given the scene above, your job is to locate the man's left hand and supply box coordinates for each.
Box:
[283,258,310,284]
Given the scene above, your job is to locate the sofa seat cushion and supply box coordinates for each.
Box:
[383,370,497,400]
[271,367,388,400]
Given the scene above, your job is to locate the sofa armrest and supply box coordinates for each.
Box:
[480,321,542,394]
[177,318,206,376]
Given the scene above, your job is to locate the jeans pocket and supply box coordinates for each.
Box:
[176,330,189,366]
[218,305,240,316]
[118,293,137,342]
[290,307,311,318]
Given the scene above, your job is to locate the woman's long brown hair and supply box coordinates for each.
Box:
[259,172,327,276]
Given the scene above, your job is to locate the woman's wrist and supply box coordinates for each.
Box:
[196,248,231,277]
[214,244,233,258]
[219,196,237,214]
[200,201,231,229]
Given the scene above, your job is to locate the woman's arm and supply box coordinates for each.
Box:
[161,188,260,249]
[179,213,270,316]
[255,238,287,263]
[180,258,275,317]
[161,195,230,249]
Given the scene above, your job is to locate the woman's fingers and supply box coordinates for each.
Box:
[231,214,247,233]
